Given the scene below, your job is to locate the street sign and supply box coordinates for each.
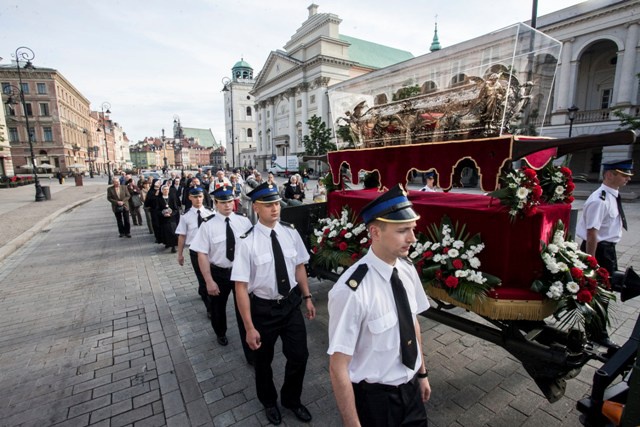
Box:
[271,154,277,161]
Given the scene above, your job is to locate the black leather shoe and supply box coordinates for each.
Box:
[596,336,620,349]
[125,234,132,238]
[283,404,312,422]
[264,406,282,425]
[217,336,228,346]
[119,234,124,237]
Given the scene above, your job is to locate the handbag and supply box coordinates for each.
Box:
[115,205,125,213]
[131,194,142,208]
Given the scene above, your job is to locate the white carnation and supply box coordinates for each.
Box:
[469,257,481,269]
[447,249,459,258]
[566,281,579,294]
[516,187,530,200]
[453,240,465,249]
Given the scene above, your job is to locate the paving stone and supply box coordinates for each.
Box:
[111,403,154,427]
[161,389,185,418]
[68,394,112,418]
[185,398,212,425]
[89,398,133,423]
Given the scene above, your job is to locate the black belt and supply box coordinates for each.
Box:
[353,376,417,393]
[251,286,300,305]
[210,264,232,274]
[598,241,616,247]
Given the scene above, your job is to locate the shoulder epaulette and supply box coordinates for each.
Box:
[182,207,191,215]
[234,211,247,217]
[240,226,254,238]
[202,213,216,222]
[345,264,368,291]
[280,221,295,229]
[600,190,607,201]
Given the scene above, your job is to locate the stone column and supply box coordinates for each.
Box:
[614,22,639,106]
[555,38,573,111]
[287,88,297,154]
[299,83,309,137]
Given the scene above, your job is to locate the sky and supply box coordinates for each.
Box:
[1,0,587,144]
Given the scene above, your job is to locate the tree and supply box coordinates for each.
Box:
[302,115,336,174]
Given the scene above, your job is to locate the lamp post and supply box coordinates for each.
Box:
[221,77,235,170]
[98,102,113,184]
[7,47,45,201]
[162,128,168,174]
[83,129,94,178]
[568,105,579,137]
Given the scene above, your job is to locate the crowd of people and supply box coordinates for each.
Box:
[106,168,435,426]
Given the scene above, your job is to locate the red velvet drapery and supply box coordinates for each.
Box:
[327,190,571,300]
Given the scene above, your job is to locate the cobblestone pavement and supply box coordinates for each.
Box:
[0,185,638,426]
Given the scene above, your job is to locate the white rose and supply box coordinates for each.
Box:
[469,257,481,269]
[453,240,464,249]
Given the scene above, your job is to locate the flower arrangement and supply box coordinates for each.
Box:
[538,163,575,204]
[489,166,543,221]
[411,215,500,305]
[310,206,370,272]
[531,220,614,334]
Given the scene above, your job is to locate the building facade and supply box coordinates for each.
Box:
[535,0,640,178]
[249,4,414,171]
[1,64,92,174]
[222,59,257,169]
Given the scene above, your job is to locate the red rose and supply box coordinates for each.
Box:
[566,181,575,192]
[424,251,434,259]
[339,229,347,237]
[523,168,537,179]
[525,206,538,217]
[442,247,449,254]
[570,267,583,279]
[452,259,464,269]
[351,253,359,261]
[586,256,598,269]
[597,267,610,280]
[587,278,598,291]
[532,186,543,199]
[565,196,575,204]
[576,289,593,303]
[560,166,572,177]
[323,228,330,235]
[435,269,443,279]
[338,242,348,251]
[312,246,318,253]
[444,276,459,288]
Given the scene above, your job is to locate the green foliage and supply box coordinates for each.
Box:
[613,109,640,131]
[302,115,336,156]
[336,125,356,148]
[392,85,421,101]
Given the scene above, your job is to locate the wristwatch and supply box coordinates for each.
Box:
[417,369,429,378]
[303,294,313,300]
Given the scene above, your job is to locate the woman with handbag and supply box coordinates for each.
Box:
[127,178,143,226]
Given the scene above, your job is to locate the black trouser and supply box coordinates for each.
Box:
[189,250,210,313]
[250,287,308,407]
[114,209,131,235]
[580,240,617,276]
[352,377,428,427]
[208,265,254,363]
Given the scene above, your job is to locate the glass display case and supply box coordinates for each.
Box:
[328,23,561,148]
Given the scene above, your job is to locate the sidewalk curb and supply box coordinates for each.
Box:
[0,192,105,263]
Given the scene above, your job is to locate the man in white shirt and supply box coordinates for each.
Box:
[190,186,252,353]
[328,184,431,427]
[175,187,214,317]
[232,181,316,425]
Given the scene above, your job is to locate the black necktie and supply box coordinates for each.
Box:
[391,268,418,369]
[197,210,203,228]
[616,195,628,231]
[226,217,235,261]
[271,230,290,296]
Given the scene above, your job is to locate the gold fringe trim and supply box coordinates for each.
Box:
[426,285,557,321]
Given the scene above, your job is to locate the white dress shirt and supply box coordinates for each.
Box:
[327,249,430,386]
[175,207,214,246]
[190,212,252,268]
[576,184,623,243]
[231,221,310,299]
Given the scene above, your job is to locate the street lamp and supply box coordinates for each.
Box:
[5,47,45,201]
[162,128,168,174]
[97,102,113,184]
[83,129,94,178]
[221,77,235,170]
[567,105,579,137]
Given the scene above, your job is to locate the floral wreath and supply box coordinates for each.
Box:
[411,215,500,305]
[310,206,369,272]
[538,163,575,204]
[531,220,615,335]
[489,165,542,221]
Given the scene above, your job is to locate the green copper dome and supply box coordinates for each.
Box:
[232,58,253,80]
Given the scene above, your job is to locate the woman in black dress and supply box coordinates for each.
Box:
[157,184,180,252]
[145,179,163,244]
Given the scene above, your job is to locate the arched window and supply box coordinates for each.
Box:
[247,128,253,138]
[246,106,252,117]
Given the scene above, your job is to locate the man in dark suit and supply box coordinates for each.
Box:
[107,180,132,237]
